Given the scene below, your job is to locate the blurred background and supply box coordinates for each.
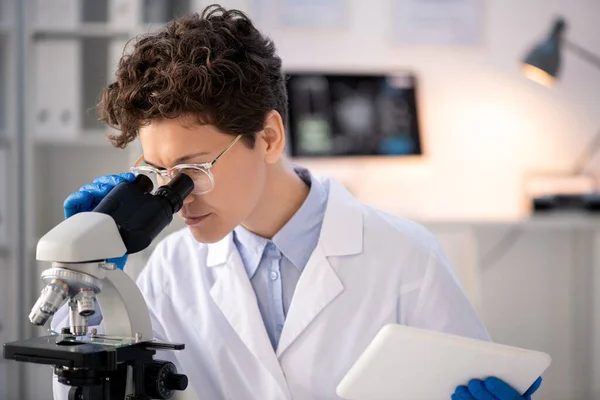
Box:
[1,0,600,399]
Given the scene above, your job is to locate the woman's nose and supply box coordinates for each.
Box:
[182,193,195,205]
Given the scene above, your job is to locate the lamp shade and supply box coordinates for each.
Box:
[521,18,566,86]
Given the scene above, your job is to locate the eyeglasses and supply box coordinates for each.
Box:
[131,134,243,195]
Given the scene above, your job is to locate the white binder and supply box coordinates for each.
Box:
[109,0,142,29]
[33,0,80,30]
[33,40,81,139]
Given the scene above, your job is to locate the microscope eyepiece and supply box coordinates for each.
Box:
[92,172,194,254]
[154,173,195,214]
[133,173,154,194]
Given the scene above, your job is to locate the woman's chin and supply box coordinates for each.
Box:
[189,223,228,244]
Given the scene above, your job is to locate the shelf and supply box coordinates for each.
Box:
[33,133,116,147]
[32,24,131,40]
[421,213,600,230]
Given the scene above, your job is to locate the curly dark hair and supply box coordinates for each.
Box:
[99,4,287,149]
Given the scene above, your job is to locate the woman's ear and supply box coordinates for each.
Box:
[260,110,286,164]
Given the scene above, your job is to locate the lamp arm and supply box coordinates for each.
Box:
[564,39,600,71]
[562,40,600,174]
[572,129,600,175]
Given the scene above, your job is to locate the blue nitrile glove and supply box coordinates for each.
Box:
[452,376,542,400]
[63,172,136,270]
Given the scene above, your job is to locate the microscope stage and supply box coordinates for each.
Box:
[3,335,183,370]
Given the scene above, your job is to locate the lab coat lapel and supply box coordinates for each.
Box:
[276,179,364,358]
[207,235,290,398]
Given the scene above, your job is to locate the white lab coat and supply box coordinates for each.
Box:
[54,177,490,399]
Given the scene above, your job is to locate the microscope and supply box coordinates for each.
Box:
[3,173,193,399]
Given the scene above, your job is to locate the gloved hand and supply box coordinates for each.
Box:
[452,376,542,400]
[63,172,136,270]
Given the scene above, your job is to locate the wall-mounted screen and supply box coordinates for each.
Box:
[285,72,423,158]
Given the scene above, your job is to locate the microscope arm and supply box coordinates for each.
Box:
[96,268,153,340]
[30,212,152,340]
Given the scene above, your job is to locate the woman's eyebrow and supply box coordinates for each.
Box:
[172,151,211,164]
[144,151,211,169]
[143,159,166,169]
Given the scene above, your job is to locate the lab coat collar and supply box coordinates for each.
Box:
[318,178,364,257]
[206,233,234,267]
[208,247,292,399]
[206,177,363,374]
[274,178,363,357]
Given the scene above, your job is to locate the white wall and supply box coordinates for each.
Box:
[253,0,600,221]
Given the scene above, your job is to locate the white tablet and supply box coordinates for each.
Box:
[336,324,551,400]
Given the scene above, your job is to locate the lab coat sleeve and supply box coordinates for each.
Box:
[401,246,491,342]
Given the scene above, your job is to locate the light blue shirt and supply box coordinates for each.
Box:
[233,168,328,350]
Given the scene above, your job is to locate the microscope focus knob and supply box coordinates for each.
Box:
[144,360,188,399]
[165,373,188,391]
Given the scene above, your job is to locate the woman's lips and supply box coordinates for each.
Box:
[182,214,211,226]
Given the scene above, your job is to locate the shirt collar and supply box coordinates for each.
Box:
[233,226,269,279]
[233,167,327,279]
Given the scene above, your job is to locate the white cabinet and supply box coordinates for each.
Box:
[424,217,600,400]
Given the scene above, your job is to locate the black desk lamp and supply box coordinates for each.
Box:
[522,18,600,87]
[521,17,600,211]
